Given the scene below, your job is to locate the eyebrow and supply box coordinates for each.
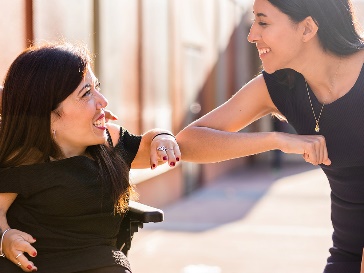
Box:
[78,83,91,96]
[253,12,268,18]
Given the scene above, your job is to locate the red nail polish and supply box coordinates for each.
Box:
[112,116,118,120]
[170,162,175,167]
[33,237,36,240]
[163,156,167,161]
[32,252,37,257]
[176,157,180,162]
[27,265,33,270]
[151,164,156,169]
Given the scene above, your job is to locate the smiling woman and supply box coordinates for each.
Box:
[0,42,181,273]
[176,0,364,272]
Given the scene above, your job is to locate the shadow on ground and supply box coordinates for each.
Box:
[144,162,319,233]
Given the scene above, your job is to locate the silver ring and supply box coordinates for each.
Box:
[157,146,166,152]
[17,261,22,267]
[15,253,23,259]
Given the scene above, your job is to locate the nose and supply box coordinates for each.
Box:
[96,93,108,110]
[247,23,259,43]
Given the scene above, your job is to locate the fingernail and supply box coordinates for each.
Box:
[151,164,156,169]
[27,265,33,270]
[33,237,36,240]
[163,156,167,161]
[112,116,118,120]
[170,162,175,167]
[176,157,180,162]
[32,252,37,257]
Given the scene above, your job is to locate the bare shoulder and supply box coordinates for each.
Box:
[106,123,121,147]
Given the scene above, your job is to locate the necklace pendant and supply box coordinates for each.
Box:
[315,124,320,133]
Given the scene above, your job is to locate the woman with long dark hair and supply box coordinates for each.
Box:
[0,42,180,272]
[177,0,364,272]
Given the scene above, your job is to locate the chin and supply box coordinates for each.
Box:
[261,63,279,74]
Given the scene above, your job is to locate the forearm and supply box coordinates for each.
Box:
[0,193,16,233]
[176,126,281,163]
[0,214,10,234]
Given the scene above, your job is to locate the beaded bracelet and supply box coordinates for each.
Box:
[0,228,11,258]
[151,132,176,141]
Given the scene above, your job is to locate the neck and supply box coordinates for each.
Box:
[298,50,364,104]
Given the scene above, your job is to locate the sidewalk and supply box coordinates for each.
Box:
[128,162,333,273]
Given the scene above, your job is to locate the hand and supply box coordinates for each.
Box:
[150,134,182,169]
[104,109,118,122]
[2,229,38,272]
[277,132,331,166]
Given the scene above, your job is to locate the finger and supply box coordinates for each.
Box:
[18,231,36,244]
[304,147,318,165]
[173,144,181,163]
[11,232,37,257]
[150,146,165,170]
[165,148,176,167]
[14,253,37,272]
[104,109,118,122]
[156,146,168,161]
[21,242,38,258]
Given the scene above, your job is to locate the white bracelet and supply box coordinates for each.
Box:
[0,228,11,258]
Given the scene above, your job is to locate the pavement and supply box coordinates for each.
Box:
[128,162,333,273]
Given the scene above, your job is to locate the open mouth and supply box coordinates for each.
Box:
[93,114,106,129]
[258,48,271,57]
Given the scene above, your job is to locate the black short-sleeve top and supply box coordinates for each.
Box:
[262,65,364,256]
[0,127,141,273]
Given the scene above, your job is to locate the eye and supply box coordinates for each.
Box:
[251,18,268,27]
[95,82,101,92]
[82,85,92,97]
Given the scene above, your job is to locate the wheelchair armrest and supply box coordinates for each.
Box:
[128,201,164,223]
[117,201,164,255]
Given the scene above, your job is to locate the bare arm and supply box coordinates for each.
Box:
[176,75,331,166]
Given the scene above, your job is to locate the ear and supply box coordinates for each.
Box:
[50,110,60,132]
[301,16,318,42]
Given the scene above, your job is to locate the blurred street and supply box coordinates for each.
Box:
[129,162,333,273]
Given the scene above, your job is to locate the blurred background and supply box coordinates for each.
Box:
[1,1,364,272]
[0,0,364,208]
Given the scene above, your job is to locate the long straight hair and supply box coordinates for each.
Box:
[0,42,132,213]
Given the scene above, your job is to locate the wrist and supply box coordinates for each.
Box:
[0,227,11,258]
[151,132,176,141]
[270,131,284,151]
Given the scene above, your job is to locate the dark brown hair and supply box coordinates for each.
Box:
[0,42,132,213]
[268,0,364,88]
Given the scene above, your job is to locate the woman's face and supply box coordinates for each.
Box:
[51,65,108,157]
[247,0,305,73]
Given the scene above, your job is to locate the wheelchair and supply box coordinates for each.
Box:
[117,201,164,255]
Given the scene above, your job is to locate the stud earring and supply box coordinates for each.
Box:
[52,129,56,139]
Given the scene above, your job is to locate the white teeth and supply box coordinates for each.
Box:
[258,48,271,55]
[93,118,105,127]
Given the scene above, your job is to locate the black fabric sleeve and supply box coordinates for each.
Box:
[0,167,24,194]
[262,70,292,117]
[115,127,142,167]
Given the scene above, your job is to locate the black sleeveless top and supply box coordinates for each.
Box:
[263,64,364,257]
[0,127,141,273]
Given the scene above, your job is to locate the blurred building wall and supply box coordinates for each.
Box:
[6,1,364,206]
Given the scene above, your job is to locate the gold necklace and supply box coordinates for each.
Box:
[306,81,325,133]
[306,60,341,133]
